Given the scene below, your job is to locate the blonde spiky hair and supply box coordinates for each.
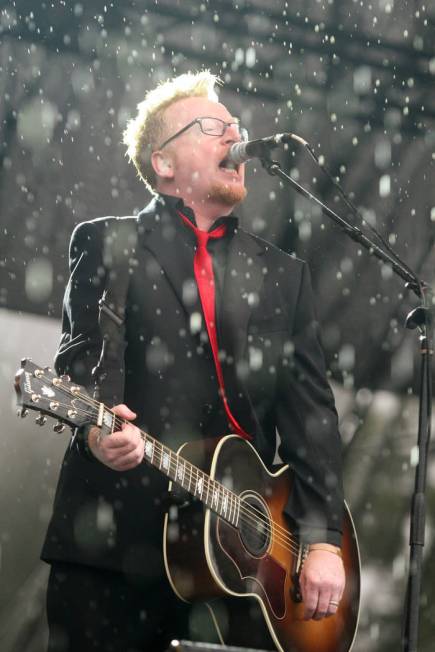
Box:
[123,70,221,193]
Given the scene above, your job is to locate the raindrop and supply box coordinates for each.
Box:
[17,99,58,152]
[25,258,53,302]
[190,312,202,334]
[338,344,355,371]
[353,66,372,94]
[374,139,391,169]
[379,174,391,197]
[248,347,263,371]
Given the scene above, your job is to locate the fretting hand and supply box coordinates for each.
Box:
[88,404,144,471]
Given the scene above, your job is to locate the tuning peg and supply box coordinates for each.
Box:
[61,374,71,383]
[35,413,47,426]
[17,407,28,418]
[53,421,66,433]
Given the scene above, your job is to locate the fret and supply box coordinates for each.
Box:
[233,496,239,526]
[206,479,214,510]
[195,474,204,499]
[173,453,180,482]
[99,406,115,436]
[187,462,192,493]
[171,452,178,481]
[144,438,154,463]
[204,475,210,507]
[205,480,211,508]
[212,484,220,510]
[228,493,234,523]
[167,450,176,481]
[106,409,115,434]
[232,496,238,526]
[230,495,236,525]
[221,491,228,518]
[97,402,104,427]
[234,496,240,527]
[194,468,200,494]
[176,460,186,487]
[162,450,170,474]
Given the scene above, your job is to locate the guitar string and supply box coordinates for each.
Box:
[92,406,304,556]
[30,373,303,556]
[31,375,303,556]
[36,388,302,557]
[110,414,303,556]
[134,431,303,557]
[41,392,300,554]
[31,373,303,556]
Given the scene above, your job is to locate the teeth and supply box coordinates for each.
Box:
[220,160,237,171]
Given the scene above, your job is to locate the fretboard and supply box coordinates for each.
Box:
[100,406,241,529]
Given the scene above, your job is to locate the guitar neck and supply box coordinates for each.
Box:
[14,359,241,530]
[100,407,241,529]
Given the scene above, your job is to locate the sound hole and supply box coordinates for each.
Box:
[239,493,271,557]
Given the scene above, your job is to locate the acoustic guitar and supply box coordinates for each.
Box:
[15,358,360,652]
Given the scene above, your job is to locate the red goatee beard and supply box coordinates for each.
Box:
[208,182,247,206]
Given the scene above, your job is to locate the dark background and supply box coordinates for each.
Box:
[0,1,434,651]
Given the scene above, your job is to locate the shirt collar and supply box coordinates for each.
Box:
[157,193,239,234]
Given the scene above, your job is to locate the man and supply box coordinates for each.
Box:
[43,71,345,651]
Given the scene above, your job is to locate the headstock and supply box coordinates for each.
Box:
[15,358,95,433]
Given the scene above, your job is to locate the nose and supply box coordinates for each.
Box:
[223,122,242,144]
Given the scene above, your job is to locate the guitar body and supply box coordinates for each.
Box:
[164,435,360,652]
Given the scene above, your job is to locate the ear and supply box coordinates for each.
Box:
[151,150,174,181]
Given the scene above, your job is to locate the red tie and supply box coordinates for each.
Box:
[178,211,252,441]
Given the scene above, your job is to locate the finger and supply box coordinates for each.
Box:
[106,422,141,443]
[111,446,144,471]
[326,595,341,618]
[112,403,137,420]
[301,583,319,621]
[103,432,138,449]
[313,590,332,621]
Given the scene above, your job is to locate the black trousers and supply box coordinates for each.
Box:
[46,561,193,652]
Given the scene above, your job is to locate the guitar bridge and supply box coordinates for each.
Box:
[290,543,309,604]
[290,572,303,603]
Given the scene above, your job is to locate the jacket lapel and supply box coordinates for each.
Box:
[220,228,266,362]
[217,229,267,438]
[136,198,202,323]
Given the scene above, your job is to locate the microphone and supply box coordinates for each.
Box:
[227,132,308,166]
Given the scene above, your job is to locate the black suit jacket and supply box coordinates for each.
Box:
[42,196,343,578]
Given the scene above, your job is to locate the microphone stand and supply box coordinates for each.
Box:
[259,155,433,652]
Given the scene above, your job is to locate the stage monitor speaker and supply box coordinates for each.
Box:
[167,641,272,652]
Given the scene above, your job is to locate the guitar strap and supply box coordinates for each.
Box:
[92,217,138,408]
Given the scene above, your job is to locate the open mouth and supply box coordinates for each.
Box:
[218,156,240,174]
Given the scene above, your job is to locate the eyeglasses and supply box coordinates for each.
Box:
[157,116,249,150]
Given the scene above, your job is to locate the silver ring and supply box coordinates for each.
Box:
[329,600,339,606]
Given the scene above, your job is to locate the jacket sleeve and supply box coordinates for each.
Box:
[275,261,344,546]
[54,220,106,391]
